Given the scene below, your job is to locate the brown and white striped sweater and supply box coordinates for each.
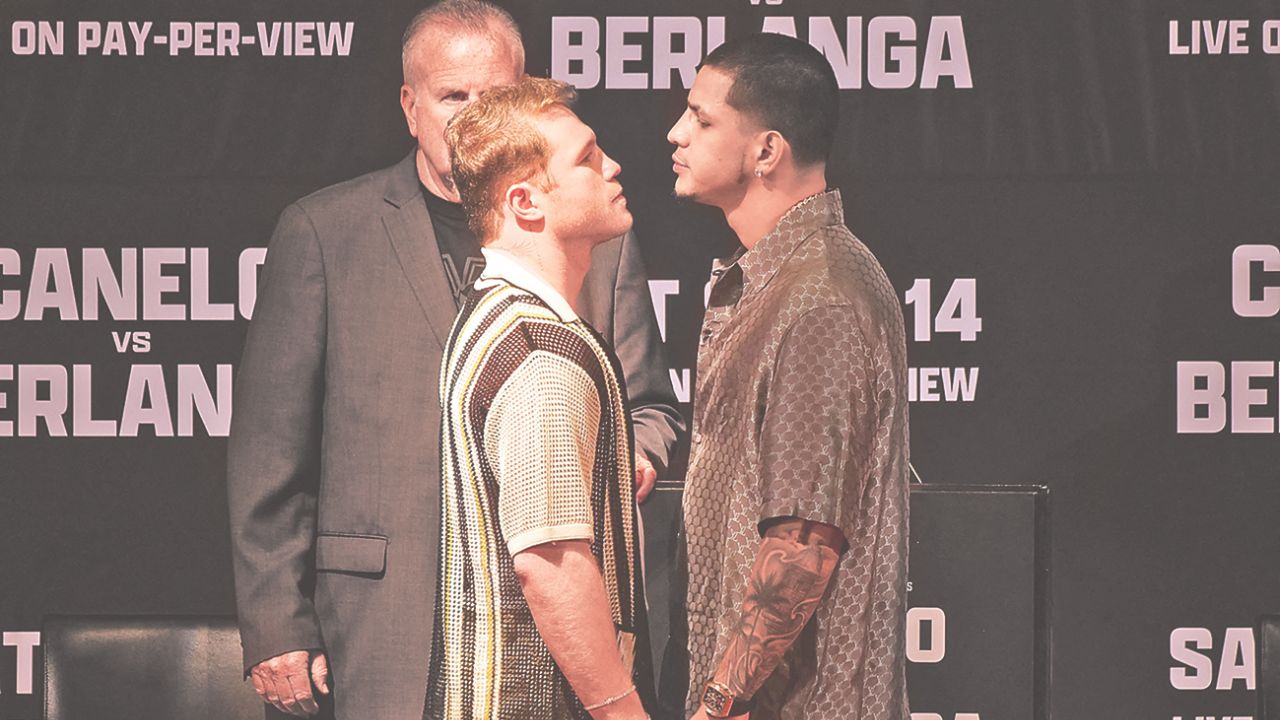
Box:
[426,248,650,720]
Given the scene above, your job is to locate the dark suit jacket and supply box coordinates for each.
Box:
[227,152,683,719]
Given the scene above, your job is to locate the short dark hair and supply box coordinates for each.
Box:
[702,33,838,166]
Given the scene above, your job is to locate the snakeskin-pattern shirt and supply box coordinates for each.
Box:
[683,190,910,720]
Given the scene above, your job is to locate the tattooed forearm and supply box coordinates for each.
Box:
[712,520,842,698]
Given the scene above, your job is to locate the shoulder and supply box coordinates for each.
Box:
[493,290,607,371]
[761,246,900,369]
[268,156,417,260]
[773,225,899,329]
[290,159,405,219]
[460,289,605,395]
[462,286,577,353]
[817,225,898,313]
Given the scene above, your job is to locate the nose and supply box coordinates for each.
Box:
[602,152,622,180]
[667,112,688,146]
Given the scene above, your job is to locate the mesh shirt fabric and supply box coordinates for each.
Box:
[426,268,651,720]
[682,191,911,720]
[487,351,601,555]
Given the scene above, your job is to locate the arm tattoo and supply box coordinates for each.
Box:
[713,523,841,697]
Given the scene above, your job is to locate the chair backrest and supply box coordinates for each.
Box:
[43,615,264,720]
[1259,615,1280,720]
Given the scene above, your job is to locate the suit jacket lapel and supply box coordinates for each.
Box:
[382,152,458,348]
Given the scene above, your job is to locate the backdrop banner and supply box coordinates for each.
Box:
[3,1,1279,719]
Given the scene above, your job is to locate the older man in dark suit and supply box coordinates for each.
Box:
[226,3,682,718]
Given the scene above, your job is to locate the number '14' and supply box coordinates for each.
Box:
[903,278,982,342]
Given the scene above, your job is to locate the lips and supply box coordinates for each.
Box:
[672,154,688,170]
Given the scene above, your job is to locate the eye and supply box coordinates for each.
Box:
[442,91,468,103]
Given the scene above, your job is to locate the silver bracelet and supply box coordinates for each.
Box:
[583,684,637,711]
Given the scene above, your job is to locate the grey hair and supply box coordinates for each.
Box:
[401,0,525,85]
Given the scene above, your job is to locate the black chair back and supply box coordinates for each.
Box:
[43,615,264,720]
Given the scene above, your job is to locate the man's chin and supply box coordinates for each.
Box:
[671,185,707,206]
[608,213,634,241]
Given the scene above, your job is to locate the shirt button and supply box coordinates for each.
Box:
[692,431,702,445]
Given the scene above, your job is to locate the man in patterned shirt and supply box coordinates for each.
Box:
[428,77,653,720]
[667,34,910,720]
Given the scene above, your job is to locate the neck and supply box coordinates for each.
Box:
[490,229,593,313]
[416,149,461,203]
[723,166,828,250]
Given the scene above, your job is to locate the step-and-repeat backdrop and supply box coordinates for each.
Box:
[3,1,1279,718]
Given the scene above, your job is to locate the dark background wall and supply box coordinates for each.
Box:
[3,1,1279,718]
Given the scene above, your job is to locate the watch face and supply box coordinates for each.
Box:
[702,684,732,716]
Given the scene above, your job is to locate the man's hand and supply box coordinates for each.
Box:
[634,452,657,504]
[249,649,330,717]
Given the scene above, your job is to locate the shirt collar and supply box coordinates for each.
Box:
[477,247,579,322]
[735,189,844,294]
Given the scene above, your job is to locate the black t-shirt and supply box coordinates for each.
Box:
[423,185,484,306]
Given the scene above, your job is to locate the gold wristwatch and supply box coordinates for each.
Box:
[701,680,755,718]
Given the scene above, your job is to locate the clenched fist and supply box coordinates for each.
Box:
[249,649,330,717]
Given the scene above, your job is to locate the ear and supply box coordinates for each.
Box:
[400,84,418,138]
[505,182,545,224]
[753,129,788,178]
